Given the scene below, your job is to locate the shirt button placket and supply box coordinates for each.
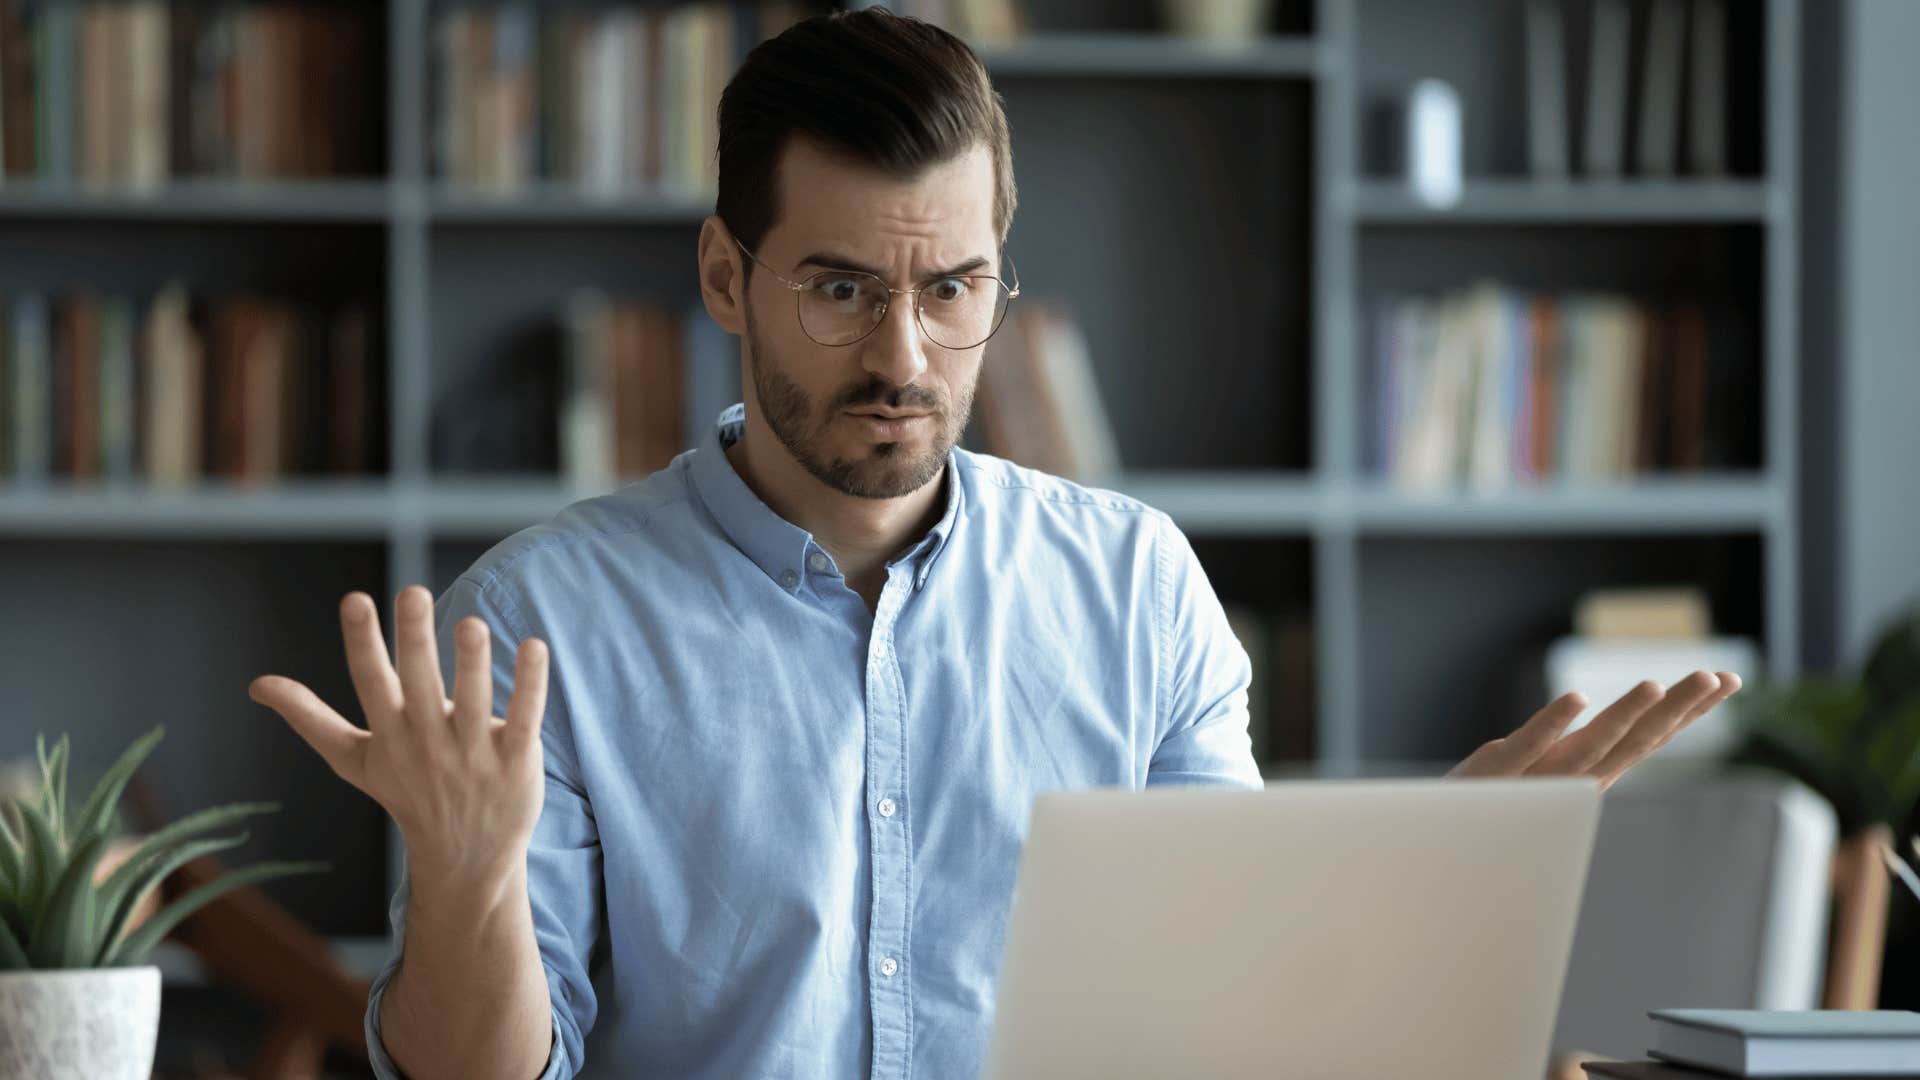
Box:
[864,567,913,1079]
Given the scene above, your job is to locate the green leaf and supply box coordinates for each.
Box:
[0,810,19,896]
[92,830,251,967]
[69,725,164,852]
[92,802,279,942]
[16,799,63,913]
[43,736,70,844]
[0,913,27,970]
[26,829,111,968]
[104,860,328,967]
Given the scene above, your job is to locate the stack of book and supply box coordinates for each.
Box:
[560,297,739,490]
[973,303,1119,484]
[0,286,375,487]
[1583,1009,1920,1078]
[1366,283,1748,491]
[432,1,809,196]
[0,0,375,186]
[1526,0,1733,178]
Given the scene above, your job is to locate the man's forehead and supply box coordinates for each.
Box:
[770,135,997,258]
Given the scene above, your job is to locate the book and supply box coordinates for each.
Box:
[1524,0,1569,178]
[1574,586,1712,640]
[1635,0,1685,175]
[1685,0,1727,175]
[1584,1063,1905,1079]
[1581,0,1630,177]
[1650,1009,1920,1076]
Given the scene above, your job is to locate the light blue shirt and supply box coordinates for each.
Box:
[364,403,1262,1079]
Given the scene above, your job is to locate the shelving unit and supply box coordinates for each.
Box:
[0,0,1802,982]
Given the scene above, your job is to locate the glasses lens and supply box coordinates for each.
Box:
[797,271,889,346]
[918,277,1012,350]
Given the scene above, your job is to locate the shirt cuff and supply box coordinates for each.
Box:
[364,966,568,1080]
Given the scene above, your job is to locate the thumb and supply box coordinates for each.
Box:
[250,675,371,787]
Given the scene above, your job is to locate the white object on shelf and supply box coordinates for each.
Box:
[1545,635,1762,758]
[1407,78,1462,208]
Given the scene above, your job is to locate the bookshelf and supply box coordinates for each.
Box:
[0,0,1803,985]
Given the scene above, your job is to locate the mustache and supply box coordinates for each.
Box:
[833,379,943,414]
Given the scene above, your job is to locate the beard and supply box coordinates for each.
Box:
[744,297,973,500]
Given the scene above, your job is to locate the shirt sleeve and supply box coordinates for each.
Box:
[1146,511,1266,790]
[363,573,606,1080]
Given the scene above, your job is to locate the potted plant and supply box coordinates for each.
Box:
[0,725,325,1079]
[1726,603,1920,1006]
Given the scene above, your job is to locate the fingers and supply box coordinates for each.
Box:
[451,616,494,743]
[339,591,404,732]
[1450,692,1588,777]
[393,585,450,730]
[502,637,550,757]
[1585,670,1722,784]
[1527,679,1667,776]
[249,674,370,787]
[1643,671,1744,759]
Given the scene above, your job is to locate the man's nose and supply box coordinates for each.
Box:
[861,290,931,386]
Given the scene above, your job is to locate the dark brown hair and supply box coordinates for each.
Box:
[715,6,1017,273]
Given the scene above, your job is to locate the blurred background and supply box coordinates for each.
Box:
[0,0,1915,1076]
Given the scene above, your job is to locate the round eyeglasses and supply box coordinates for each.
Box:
[735,238,1020,351]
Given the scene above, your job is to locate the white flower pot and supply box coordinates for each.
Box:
[0,966,161,1080]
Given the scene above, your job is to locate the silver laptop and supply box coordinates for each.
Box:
[982,777,1603,1079]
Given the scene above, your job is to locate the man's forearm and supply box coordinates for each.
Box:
[380,863,555,1080]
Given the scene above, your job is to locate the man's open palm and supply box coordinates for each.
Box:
[247,586,551,885]
[1448,669,1742,790]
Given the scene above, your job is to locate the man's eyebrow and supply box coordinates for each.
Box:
[797,251,993,280]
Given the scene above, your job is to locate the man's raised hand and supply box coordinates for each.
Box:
[248,585,549,887]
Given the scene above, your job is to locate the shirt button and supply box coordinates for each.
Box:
[808,552,830,573]
[879,957,898,977]
[780,569,799,588]
[877,797,896,818]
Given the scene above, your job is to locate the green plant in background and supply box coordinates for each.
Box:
[0,724,326,970]
[1728,604,1920,834]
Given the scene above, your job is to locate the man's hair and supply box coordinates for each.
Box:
[715,6,1017,272]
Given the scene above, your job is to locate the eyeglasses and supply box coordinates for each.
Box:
[734,238,1020,350]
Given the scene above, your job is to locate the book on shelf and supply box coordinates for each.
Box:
[0,1,373,186]
[973,302,1119,485]
[433,1,811,196]
[845,0,1025,43]
[561,297,739,491]
[1648,1009,1920,1077]
[0,286,375,489]
[1365,283,1748,490]
[1528,0,1731,179]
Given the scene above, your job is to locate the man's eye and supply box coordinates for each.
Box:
[818,279,863,303]
[929,278,968,302]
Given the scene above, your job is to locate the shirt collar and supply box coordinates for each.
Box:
[689,403,962,593]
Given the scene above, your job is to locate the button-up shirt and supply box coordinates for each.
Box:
[364,402,1262,1079]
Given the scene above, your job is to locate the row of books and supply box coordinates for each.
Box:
[974,303,1120,484]
[0,2,376,187]
[1366,284,1748,490]
[434,2,807,195]
[560,296,740,489]
[0,288,377,486]
[1527,0,1734,178]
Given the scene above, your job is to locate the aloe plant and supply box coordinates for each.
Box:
[0,724,326,970]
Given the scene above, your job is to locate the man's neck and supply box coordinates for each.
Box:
[724,413,947,601]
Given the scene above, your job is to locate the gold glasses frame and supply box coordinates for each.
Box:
[733,237,1021,350]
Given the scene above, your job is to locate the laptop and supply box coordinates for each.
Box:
[981,777,1603,1079]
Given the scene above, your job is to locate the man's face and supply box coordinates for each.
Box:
[741,135,1000,500]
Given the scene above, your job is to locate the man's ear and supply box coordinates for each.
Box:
[698,216,747,336]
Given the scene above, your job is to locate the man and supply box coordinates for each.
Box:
[248,10,1740,1079]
